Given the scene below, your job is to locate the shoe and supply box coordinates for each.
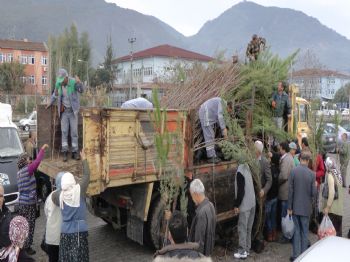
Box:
[234,250,247,259]
[25,247,36,255]
[72,152,80,160]
[207,157,221,164]
[272,230,277,241]
[63,152,68,162]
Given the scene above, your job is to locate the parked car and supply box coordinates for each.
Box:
[295,236,349,262]
[341,108,349,116]
[322,126,337,153]
[18,110,37,131]
[325,123,350,145]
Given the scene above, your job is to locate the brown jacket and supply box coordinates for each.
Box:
[278,153,295,201]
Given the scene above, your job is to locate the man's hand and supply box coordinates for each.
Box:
[271,101,276,108]
[259,189,265,198]
[287,209,293,216]
[323,206,329,215]
[287,114,292,119]
[75,75,81,84]
[80,150,86,160]
[41,144,49,151]
[223,128,228,139]
[233,207,239,216]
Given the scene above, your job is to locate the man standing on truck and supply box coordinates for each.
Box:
[271,81,291,131]
[46,68,85,162]
[199,97,233,164]
[189,179,216,256]
[25,131,37,160]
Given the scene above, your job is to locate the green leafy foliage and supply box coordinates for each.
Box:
[0,61,25,94]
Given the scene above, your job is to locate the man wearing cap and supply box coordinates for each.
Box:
[289,142,300,167]
[46,68,85,161]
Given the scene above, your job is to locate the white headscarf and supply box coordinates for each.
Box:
[325,157,343,185]
[59,172,81,209]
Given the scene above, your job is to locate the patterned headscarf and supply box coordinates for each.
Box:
[17,153,29,170]
[325,157,343,185]
[0,216,29,262]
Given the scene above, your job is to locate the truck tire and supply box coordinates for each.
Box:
[148,197,165,250]
[40,179,51,201]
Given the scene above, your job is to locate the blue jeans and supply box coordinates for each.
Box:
[292,215,310,259]
[61,109,79,152]
[265,198,277,233]
[280,200,288,219]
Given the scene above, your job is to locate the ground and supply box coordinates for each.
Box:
[31,176,350,262]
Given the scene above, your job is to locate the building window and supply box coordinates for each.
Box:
[20,55,28,64]
[41,56,47,65]
[7,53,13,62]
[20,76,27,84]
[28,55,35,65]
[42,76,47,85]
[0,53,4,63]
[28,75,35,85]
[143,67,153,76]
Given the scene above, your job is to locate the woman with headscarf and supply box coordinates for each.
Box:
[17,144,49,256]
[0,216,31,262]
[44,172,64,262]
[51,150,90,262]
[322,157,344,236]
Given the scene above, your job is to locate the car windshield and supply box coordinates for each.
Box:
[0,128,24,157]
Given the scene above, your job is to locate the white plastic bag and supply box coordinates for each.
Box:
[282,214,295,239]
[317,215,336,239]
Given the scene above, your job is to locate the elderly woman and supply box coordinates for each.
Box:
[0,216,30,262]
[17,144,49,255]
[51,151,90,262]
[323,157,344,236]
[44,172,64,262]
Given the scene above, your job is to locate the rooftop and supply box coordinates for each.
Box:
[292,68,350,79]
[0,39,47,52]
[113,44,214,63]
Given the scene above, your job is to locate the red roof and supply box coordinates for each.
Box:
[0,39,47,52]
[113,44,214,63]
[293,68,350,79]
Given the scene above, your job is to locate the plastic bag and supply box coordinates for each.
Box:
[317,215,336,239]
[282,214,295,239]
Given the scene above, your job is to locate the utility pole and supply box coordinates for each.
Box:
[128,37,136,99]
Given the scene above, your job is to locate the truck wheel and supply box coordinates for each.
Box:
[148,197,165,250]
[24,125,30,132]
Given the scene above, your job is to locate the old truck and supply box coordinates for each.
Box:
[37,105,237,249]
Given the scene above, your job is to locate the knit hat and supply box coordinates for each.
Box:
[289,142,297,150]
[56,68,68,87]
[254,140,264,153]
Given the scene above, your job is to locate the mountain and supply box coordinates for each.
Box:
[0,0,187,63]
[188,1,350,70]
[0,0,349,70]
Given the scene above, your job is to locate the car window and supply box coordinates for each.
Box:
[0,128,24,157]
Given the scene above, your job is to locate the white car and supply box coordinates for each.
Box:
[295,236,350,261]
[18,111,37,131]
[341,108,349,116]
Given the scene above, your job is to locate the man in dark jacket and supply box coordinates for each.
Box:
[153,211,211,262]
[271,82,291,130]
[288,150,316,261]
[189,179,216,256]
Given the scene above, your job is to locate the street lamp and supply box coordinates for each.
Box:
[128,37,136,99]
[78,59,89,87]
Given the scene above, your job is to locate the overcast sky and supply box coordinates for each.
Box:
[107,0,349,39]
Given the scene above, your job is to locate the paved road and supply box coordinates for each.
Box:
[29,155,350,261]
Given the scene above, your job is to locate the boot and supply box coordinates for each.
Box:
[63,152,68,162]
[72,152,80,160]
[267,232,273,242]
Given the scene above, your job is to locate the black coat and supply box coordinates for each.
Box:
[0,205,12,248]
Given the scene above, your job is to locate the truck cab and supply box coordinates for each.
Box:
[0,103,23,211]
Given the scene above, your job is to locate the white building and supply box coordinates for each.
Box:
[111,44,214,104]
[290,69,350,100]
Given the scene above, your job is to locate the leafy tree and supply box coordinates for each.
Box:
[0,62,25,94]
[333,83,350,104]
[48,23,91,90]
